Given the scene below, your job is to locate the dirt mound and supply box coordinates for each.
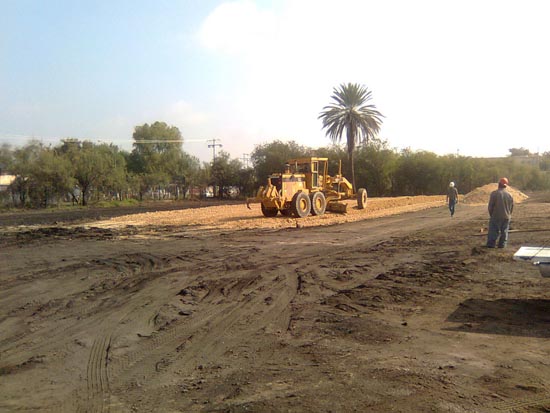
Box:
[462,183,528,205]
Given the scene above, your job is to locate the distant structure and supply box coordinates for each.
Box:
[475,147,546,168]
[0,173,16,192]
[207,138,223,162]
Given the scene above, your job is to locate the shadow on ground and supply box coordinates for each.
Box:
[445,298,550,338]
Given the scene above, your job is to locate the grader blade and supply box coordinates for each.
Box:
[326,201,347,214]
[246,186,265,209]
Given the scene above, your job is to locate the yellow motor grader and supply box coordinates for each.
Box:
[246,157,367,218]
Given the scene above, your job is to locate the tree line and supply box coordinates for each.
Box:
[3,82,549,208]
[1,123,549,208]
[0,121,252,207]
[252,140,550,197]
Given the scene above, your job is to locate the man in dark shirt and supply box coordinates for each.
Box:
[446,181,459,217]
[486,177,514,248]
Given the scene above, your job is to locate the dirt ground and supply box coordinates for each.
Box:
[1,191,550,413]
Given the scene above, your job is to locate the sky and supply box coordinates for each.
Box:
[1,0,549,163]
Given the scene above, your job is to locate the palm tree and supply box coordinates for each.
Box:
[318,83,383,191]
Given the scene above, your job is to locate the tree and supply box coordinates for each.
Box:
[196,161,212,197]
[27,148,73,207]
[94,144,128,201]
[210,151,241,198]
[60,140,119,206]
[129,122,186,196]
[161,150,201,199]
[393,150,443,195]
[540,153,550,171]
[130,122,183,174]
[131,121,183,158]
[0,143,14,175]
[250,140,311,185]
[236,165,256,197]
[9,141,45,206]
[509,147,532,157]
[354,139,398,196]
[318,83,383,191]
[313,144,350,177]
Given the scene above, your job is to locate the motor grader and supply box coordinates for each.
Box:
[246,157,367,218]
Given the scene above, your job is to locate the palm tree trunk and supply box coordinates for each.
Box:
[347,127,356,192]
[350,150,356,192]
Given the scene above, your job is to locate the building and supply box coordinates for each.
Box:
[0,173,16,192]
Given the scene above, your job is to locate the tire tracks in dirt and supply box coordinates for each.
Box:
[2,249,215,412]
[105,263,300,410]
[491,394,550,411]
[5,203,510,412]
[103,228,425,411]
[53,243,295,411]
[1,253,192,364]
[80,334,112,413]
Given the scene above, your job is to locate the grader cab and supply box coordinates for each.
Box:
[247,157,367,218]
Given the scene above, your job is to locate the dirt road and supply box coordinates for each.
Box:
[1,194,550,412]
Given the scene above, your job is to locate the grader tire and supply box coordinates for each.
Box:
[280,209,291,216]
[261,203,279,217]
[310,192,326,216]
[357,188,368,209]
[291,192,311,218]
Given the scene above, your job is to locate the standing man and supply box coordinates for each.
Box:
[486,177,514,248]
[446,182,459,217]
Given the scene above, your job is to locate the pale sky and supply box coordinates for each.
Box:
[1,0,549,162]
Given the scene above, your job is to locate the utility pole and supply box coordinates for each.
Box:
[207,138,222,162]
[241,153,250,168]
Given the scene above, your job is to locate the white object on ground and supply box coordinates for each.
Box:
[513,246,550,277]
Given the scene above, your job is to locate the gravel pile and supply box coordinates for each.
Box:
[462,183,528,205]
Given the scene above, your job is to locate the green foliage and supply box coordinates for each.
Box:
[210,151,241,198]
[131,121,183,158]
[129,122,183,176]
[27,147,74,207]
[313,145,349,176]
[540,154,550,171]
[509,147,532,156]
[128,122,200,198]
[3,133,550,210]
[393,150,443,195]
[235,167,256,197]
[354,140,398,196]
[9,141,46,205]
[94,198,140,208]
[61,140,124,206]
[250,140,312,184]
[0,143,14,173]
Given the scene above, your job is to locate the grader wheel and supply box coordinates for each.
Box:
[357,188,368,209]
[261,203,279,217]
[310,192,326,216]
[291,192,311,218]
